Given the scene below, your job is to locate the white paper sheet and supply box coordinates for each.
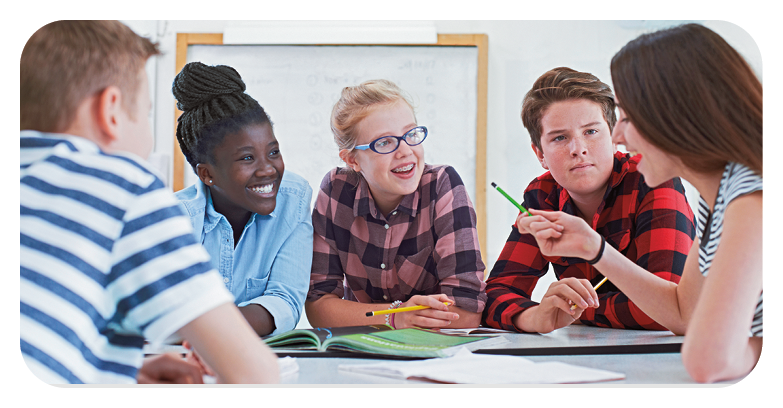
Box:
[339,348,625,384]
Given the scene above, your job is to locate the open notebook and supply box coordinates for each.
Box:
[339,348,625,384]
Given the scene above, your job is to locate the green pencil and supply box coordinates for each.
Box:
[491,182,531,216]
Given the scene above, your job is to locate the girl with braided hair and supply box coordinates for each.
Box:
[173,62,313,339]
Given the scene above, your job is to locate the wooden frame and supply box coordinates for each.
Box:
[174,33,489,262]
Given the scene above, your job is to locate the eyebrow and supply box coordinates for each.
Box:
[234,141,278,152]
[545,122,602,136]
[373,123,418,139]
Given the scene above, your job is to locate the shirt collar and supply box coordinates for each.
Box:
[353,175,420,219]
[21,130,101,154]
[201,181,269,235]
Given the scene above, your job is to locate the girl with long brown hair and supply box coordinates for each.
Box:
[514,23,762,383]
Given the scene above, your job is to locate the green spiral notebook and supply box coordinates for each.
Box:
[262,325,491,358]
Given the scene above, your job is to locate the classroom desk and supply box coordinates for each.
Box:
[276,326,738,385]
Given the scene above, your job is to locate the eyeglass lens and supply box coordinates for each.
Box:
[373,127,427,154]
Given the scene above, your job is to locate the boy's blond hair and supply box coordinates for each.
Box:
[21,20,160,132]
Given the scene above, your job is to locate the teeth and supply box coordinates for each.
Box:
[392,164,414,173]
[250,184,273,194]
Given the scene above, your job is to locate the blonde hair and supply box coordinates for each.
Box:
[330,79,416,151]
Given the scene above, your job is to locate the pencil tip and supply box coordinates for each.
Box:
[491,182,497,188]
[365,312,373,317]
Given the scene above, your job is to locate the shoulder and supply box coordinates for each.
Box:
[723,162,763,204]
[173,183,204,218]
[428,164,465,190]
[524,171,558,195]
[318,166,360,195]
[522,171,559,209]
[174,183,200,202]
[280,171,313,199]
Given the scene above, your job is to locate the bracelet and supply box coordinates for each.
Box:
[587,235,606,265]
[385,300,402,328]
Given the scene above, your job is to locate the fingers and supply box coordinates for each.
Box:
[397,295,458,329]
[407,294,451,311]
[138,353,205,384]
[544,278,599,312]
[516,213,563,236]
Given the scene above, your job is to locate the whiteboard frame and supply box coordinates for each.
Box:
[173,33,489,263]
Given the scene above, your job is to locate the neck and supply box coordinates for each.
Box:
[374,195,402,218]
[568,184,607,226]
[210,188,252,238]
[681,168,725,212]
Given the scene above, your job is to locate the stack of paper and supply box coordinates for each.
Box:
[339,348,624,384]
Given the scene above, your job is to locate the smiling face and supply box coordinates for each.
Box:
[613,102,682,187]
[534,99,615,201]
[342,100,424,215]
[198,122,284,221]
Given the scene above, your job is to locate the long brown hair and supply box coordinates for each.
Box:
[611,23,762,175]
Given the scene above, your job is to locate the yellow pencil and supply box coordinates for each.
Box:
[365,302,451,317]
[570,277,608,311]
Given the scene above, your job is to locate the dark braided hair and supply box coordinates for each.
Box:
[173,62,271,172]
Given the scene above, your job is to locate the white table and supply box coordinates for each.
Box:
[277,326,737,384]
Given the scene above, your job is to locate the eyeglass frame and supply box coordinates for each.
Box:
[353,126,428,154]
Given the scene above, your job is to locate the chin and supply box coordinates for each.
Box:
[254,203,277,216]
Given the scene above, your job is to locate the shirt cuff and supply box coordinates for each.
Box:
[239,295,297,335]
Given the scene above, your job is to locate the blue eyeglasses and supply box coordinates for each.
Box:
[354,126,428,154]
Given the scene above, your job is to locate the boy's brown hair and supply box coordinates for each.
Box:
[521,67,616,150]
[21,20,160,132]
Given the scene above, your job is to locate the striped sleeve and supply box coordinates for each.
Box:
[109,184,234,345]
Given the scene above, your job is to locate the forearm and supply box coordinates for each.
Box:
[483,283,539,331]
[512,306,542,333]
[240,304,276,337]
[305,295,391,328]
[593,245,686,333]
[177,303,279,384]
[448,307,482,328]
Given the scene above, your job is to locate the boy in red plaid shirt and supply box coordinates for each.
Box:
[482,67,696,333]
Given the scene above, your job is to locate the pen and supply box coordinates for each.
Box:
[491,182,531,216]
[365,302,451,317]
[570,276,608,310]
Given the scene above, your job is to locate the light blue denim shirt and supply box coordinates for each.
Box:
[175,171,313,334]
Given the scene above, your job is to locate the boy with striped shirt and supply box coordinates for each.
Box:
[20,20,279,384]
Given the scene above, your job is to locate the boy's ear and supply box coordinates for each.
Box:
[196,163,215,186]
[339,149,361,173]
[531,143,548,170]
[94,85,123,146]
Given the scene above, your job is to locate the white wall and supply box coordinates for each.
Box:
[124,20,761,277]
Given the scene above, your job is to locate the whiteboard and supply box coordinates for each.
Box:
[184,44,479,208]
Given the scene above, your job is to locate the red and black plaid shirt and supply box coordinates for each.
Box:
[483,152,696,331]
[308,165,487,313]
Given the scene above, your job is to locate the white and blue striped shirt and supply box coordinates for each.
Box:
[20,131,234,384]
[697,161,763,337]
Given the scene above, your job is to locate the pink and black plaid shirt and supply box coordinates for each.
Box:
[483,152,696,331]
[308,164,487,313]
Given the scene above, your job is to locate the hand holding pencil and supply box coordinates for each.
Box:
[366,294,458,329]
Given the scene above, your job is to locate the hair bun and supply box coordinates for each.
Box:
[172,62,247,111]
